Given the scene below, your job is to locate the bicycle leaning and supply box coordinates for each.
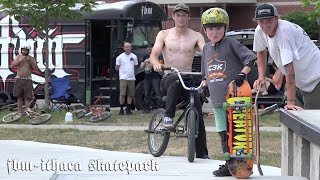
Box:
[144,66,203,162]
[2,97,52,125]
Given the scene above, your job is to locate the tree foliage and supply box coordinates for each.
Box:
[301,0,320,21]
[281,11,319,40]
[0,0,96,109]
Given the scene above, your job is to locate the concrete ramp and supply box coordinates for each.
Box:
[0,140,306,180]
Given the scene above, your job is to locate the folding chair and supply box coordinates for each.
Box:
[49,77,74,110]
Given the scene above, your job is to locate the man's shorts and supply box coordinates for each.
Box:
[13,78,33,99]
[119,80,135,97]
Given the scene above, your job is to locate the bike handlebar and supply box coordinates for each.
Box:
[161,66,203,91]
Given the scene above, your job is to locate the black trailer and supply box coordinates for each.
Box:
[0,0,166,108]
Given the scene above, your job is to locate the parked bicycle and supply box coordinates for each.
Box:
[71,96,111,122]
[144,67,203,162]
[2,97,52,125]
[0,91,17,111]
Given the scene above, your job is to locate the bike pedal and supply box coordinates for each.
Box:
[175,126,185,134]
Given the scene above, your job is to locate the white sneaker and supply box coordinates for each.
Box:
[162,117,174,128]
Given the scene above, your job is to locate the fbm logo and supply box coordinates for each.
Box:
[141,6,152,17]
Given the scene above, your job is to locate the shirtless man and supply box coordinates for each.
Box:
[11,43,38,114]
[150,3,209,159]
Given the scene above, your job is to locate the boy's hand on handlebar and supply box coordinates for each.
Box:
[203,86,210,97]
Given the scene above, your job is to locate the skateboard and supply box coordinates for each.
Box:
[223,80,254,178]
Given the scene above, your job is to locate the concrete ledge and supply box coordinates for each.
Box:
[281,109,320,180]
[280,109,320,147]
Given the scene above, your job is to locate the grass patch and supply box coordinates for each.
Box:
[0,109,281,127]
[0,128,281,167]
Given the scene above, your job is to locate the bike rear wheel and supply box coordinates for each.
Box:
[147,108,170,157]
[186,108,197,162]
[3,112,22,123]
[89,111,111,122]
[71,109,87,119]
[29,113,52,125]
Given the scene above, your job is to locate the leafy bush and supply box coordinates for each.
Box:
[281,11,318,40]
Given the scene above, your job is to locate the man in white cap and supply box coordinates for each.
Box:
[253,3,320,110]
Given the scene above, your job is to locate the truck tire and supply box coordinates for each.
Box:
[134,81,145,110]
[135,81,159,111]
[0,91,11,103]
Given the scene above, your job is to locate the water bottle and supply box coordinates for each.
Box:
[65,112,73,123]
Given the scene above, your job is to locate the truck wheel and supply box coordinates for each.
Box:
[135,81,159,111]
[134,81,145,110]
[0,91,11,103]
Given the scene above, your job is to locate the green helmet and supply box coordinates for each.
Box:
[201,8,229,26]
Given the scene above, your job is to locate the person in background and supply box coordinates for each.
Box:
[11,43,39,114]
[140,44,162,114]
[115,42,138,115]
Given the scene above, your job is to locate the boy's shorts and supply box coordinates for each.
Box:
[119,80,135,97]
[13,78,33,99]
[213,106,227,132]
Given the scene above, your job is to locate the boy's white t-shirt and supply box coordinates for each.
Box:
[253,19,320,92]
[116,52,138,80]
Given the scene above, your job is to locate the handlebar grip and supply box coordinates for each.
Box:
[161,66,172,71]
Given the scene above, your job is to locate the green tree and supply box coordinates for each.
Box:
[0,0,96,109]
[301,0,320,20]
[281,11,318,40]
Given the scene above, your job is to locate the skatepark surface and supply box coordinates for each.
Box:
[0,140,307,180]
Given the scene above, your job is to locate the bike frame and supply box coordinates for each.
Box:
[163,67,203,134]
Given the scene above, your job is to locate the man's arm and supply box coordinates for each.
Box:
[284,62,303,110]
[196,32,205,53]
[115,65,120,71]
[253,50,267,90]
[10,55,22,68]
[150,31,165,72]
[115,56,120,71]
[28,56,39,70]
[256,50,267,79]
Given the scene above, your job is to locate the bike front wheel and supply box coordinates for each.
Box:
[71,109,87,119]
[3,112,22,123]
[29,113,52,125]
[186,108,197,162]
[147,108,170,157]
[89,111,111,122]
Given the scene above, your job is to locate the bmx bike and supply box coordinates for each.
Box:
[2,97,52,125]
[145,66,203,162]
[71,96,111,122]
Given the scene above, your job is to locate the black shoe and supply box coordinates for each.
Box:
[196,154,210,159]
[142,109,150,114]
[212,163,232,177]
[119,109,124,115]
[126,109,133,115]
